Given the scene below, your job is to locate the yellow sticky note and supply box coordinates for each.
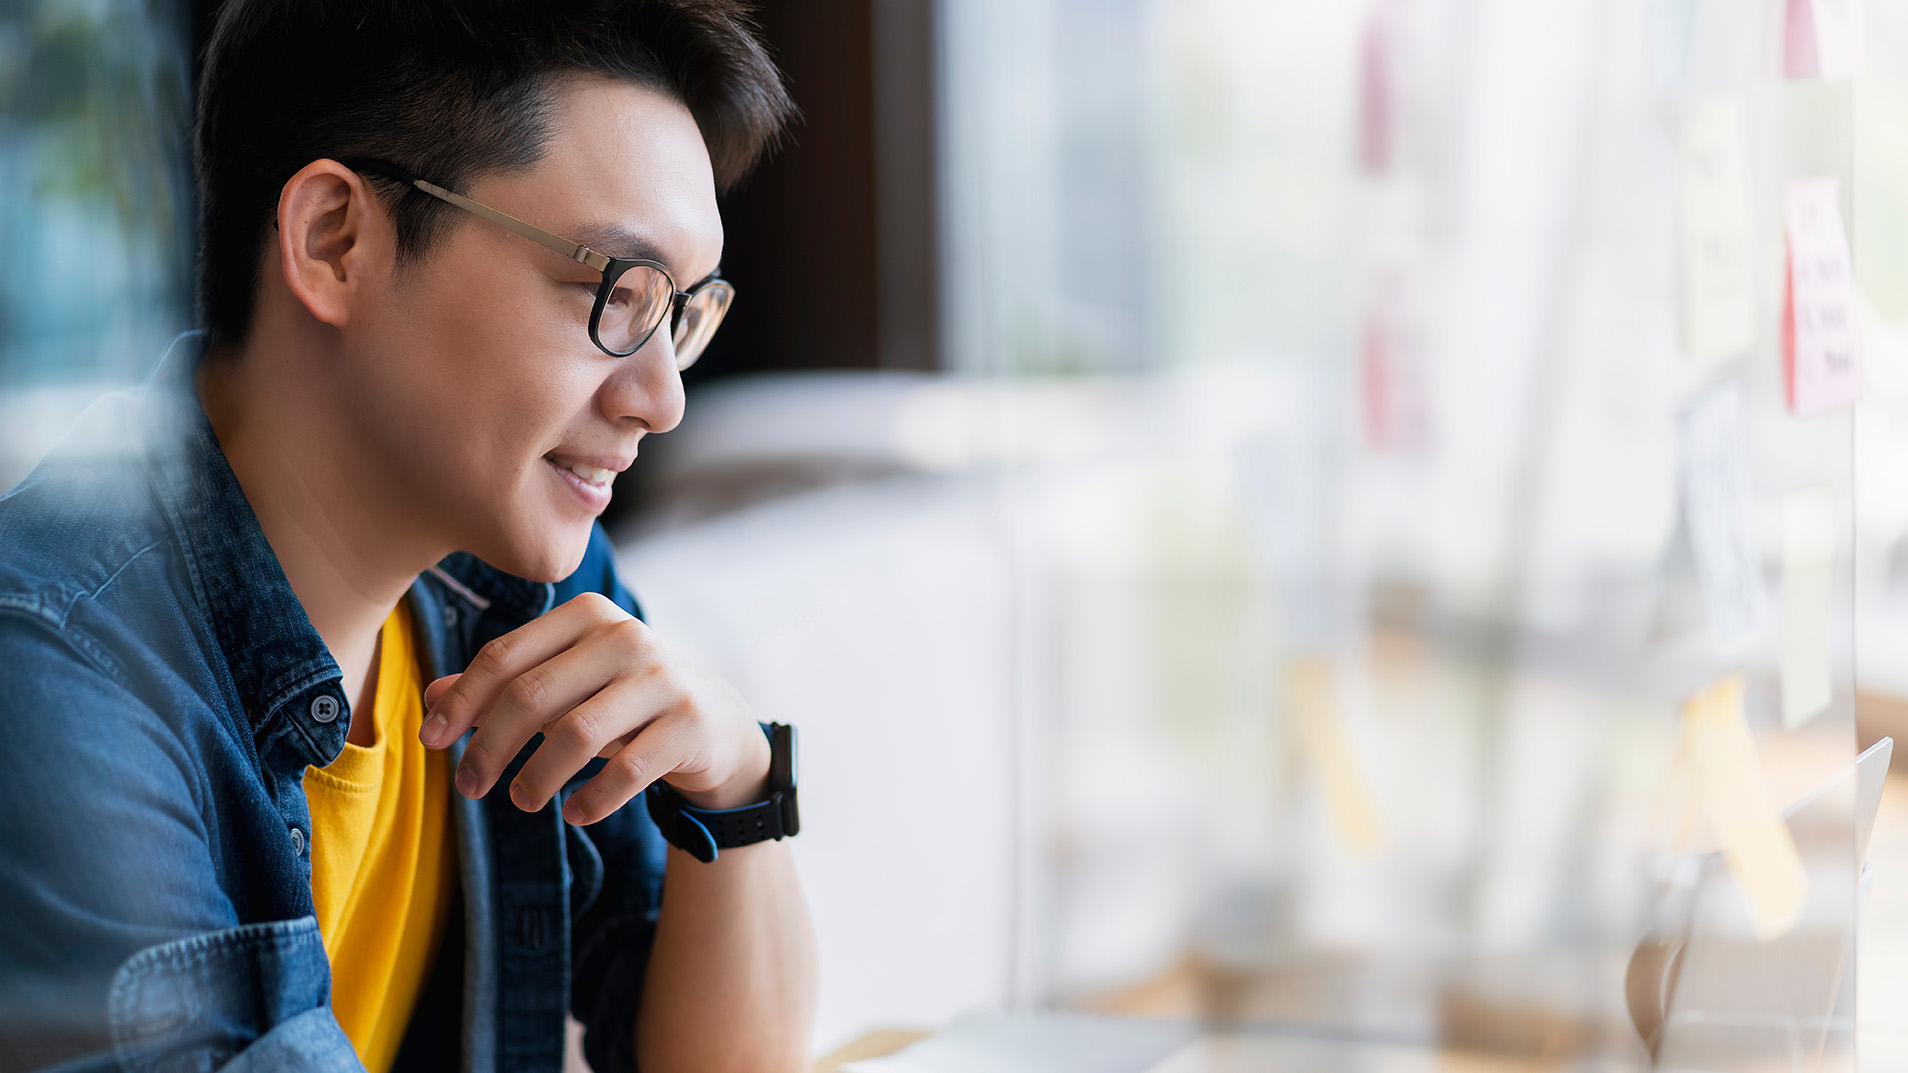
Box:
[1780,488,1836,728]
[1284,658,1385,856]
[1682,676,1809,939]
[1679,98,1756,362]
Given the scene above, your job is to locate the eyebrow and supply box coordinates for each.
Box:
[569,223,675,267]
[568,223,722,287]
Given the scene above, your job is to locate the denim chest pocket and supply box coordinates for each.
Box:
[106,917,334,1073]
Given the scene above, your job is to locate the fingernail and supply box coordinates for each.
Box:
[421,712,448,747]
[456,764,480,798]
[562,799,585,825]
[510,777,529,810]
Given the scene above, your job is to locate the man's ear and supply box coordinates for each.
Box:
[274,159,385,330]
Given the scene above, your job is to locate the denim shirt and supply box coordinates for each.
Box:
[0,336,668,1073]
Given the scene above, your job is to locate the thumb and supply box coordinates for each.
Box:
[424,673,462,710]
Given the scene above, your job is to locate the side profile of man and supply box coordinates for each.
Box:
[0,2,815,1070]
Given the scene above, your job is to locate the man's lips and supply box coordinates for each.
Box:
[543,451,633,486]
[544,455,614,513]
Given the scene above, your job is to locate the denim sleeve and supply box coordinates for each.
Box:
[0,613,362,1072]
[553,522,669,1073]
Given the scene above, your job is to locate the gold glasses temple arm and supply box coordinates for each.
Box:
[408,178,613,274]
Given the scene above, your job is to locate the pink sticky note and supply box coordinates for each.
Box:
[1785,0,1864,80]
[1358,271,1432,453]
[1357,6,1395,174]
[1783,178,1862,416]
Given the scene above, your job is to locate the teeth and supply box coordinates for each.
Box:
[559,459,614,485]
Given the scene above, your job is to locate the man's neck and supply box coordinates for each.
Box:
[195,339,444,726]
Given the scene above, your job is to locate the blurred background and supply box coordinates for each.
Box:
[10,0,1908,1069]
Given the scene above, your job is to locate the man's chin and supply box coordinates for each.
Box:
[464,523,595,585]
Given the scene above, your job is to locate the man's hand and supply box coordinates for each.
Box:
[419,592,771,825]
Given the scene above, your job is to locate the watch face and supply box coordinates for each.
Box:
[772,722,798,790]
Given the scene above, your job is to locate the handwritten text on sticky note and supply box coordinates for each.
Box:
[1784,178,1863,415]
[1679,98,1755,363]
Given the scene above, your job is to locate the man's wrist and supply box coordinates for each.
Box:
[674,727,773,811]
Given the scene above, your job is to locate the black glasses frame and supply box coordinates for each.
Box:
[341,158,732,366]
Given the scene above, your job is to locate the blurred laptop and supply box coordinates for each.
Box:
[1646,736,1891,1072]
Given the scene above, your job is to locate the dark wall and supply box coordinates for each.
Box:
[692,0,942,383]
[687,0,883,384]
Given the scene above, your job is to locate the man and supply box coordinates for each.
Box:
[0,2,815,1070]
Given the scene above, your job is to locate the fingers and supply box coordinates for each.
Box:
[422,591,628,749]
[506,668,682,812]
[420,590,719,823]
[422,673,460,716]
[454,638,628,800]
[562,712,698,826]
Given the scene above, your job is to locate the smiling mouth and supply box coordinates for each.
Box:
[545,454,615,488]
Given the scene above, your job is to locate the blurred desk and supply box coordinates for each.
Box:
[816,1026,1592,1072]
[1066,952,1640,1065]
[1149,1036,1567,1072]
[815,1029,932,1072]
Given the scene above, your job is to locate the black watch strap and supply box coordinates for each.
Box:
[644,722,799,863]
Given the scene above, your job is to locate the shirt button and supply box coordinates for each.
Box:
[516,908,548,952]
[444,605,459,628]
[290,826,306,856]
[310,694,341,724]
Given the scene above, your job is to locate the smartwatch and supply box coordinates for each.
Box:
[644,722,799,862]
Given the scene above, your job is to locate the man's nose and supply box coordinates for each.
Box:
[604,334,686,434]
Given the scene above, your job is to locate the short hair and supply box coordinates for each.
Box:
[194,0,793,347]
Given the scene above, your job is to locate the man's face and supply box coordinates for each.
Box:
[343,77,718,581]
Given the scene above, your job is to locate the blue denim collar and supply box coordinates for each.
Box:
[136,332,554,768]
[139,333,350,769]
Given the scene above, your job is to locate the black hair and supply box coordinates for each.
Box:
[194,0,793,347]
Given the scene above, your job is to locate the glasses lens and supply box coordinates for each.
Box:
[594,266,676,355]
[672,280,735,371]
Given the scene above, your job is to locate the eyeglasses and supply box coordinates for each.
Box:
[343,158,733,369]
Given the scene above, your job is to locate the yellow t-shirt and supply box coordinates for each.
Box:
[303,599,455,1072]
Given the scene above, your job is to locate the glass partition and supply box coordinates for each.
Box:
[937,0,1867,1066]
[0,0,194,487]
